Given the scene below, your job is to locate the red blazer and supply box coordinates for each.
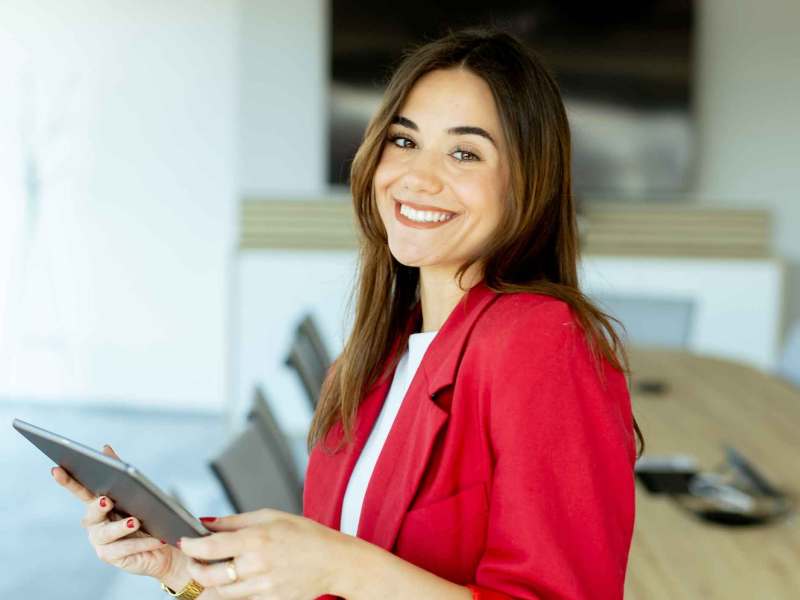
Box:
[303,281,637,599]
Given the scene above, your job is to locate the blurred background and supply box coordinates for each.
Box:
[2,1,799,598]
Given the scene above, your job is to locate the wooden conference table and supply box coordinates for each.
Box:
[624,348,800,599]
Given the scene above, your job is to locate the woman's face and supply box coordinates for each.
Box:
[373,68,510,276]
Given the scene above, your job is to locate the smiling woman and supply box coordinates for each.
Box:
[163,25,643,600]
[301,24,643,600]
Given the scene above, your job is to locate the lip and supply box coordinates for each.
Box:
[393,197,458,230]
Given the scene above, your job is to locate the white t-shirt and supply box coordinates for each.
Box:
[339,329,439,536]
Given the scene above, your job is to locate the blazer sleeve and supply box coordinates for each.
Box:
[467,300,637,600]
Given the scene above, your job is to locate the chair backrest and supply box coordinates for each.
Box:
[298,314,332,371]
[247,385,303,491]
[589,294,695,349]
[208,419,303,514]
[285,314,331,409]
[777,320,800,388]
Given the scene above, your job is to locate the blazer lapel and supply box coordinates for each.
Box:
[303,304,422,530]
[356,281,500,550]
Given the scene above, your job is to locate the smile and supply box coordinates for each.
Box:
[394,198,458,229]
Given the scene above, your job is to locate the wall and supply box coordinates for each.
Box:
[694,0,800,338]
[0,0,237,410]
[238,0,328,196]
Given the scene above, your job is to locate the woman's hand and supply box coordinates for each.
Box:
[50,444,183,582]
[178,508,348,599]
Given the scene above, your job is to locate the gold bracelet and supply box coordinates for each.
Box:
[160,578,205,599]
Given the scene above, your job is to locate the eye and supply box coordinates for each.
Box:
[386,133,481,162]
[387,134,415,149]
[452,148,480,162]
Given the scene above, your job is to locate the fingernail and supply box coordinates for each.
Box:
[50,467,56,477]
[199,516,217,523]
[176,538,182,549]
[99,497,107,508]
[126,518,135,529]
[160,539,166,544]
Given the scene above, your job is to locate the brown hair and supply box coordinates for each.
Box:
[308,25,644,459]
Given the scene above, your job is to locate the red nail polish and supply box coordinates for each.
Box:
[126,518,135,528]
[160,539,166,544]
[99,497,107,508]
[200,516,217,523]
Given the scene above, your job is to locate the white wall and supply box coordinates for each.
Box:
[694,0,800,337]
[238,0,328,196]
[0,1,237,410]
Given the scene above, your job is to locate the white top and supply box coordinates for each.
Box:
[339,329,439,536]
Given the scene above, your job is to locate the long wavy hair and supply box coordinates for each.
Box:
[308,26,645,459]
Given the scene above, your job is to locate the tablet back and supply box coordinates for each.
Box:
[13,418,226,561]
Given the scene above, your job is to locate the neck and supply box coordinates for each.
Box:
[418,263,482,332]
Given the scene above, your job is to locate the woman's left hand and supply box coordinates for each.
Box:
[179,508,348,599]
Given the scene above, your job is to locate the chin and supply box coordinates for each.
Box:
[386,243,428,268]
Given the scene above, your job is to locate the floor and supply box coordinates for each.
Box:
[2,399,306,600]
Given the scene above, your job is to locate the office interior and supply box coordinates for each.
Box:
[1,1,799,598]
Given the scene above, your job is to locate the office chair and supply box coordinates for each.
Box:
[285,314,331,409]
[589,294,695,349]
[208,419,303,515]
[247,385,304,492]
[298,314,332,371]
[777,320,800,388]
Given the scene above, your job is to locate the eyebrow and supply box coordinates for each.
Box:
[390,115,497,148]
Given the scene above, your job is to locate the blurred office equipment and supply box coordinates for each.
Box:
[209,418,303,515]
[590,294,694,349]
[635,447,792,527]
[777,320,800,388]
[626,347,800,598]
[329,1,695,197]
[284,313,332,410]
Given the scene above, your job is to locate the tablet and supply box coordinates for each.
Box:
[13,417,228,564]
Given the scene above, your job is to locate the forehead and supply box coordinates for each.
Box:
[398,68,502,135]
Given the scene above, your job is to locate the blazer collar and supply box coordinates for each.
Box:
[420,279,499,398]
[305,280,500,550]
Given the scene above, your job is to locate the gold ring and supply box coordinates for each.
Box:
[225,559,239,583]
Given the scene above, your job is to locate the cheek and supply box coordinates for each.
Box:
[456,180,504,229]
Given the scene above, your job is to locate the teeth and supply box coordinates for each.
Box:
[400,203,454,223]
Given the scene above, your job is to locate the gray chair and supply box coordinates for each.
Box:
[777,320,800,388]
[285,314,332,409]
[589,294,695,349]
[298,314,332,370]
[247,385,303,493]
[208,418,302,515]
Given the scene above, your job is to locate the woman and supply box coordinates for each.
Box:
[52,26,643,599]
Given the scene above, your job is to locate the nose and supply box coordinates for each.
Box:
[400,149,444,196]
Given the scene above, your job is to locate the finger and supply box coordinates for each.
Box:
[198,508,281,531]
[81,494,115,528]
[90,514,142,546]
[179,530,250,561]
[102,444,122,460]
[51,466,95,503]
[186,554,261,589]
[209,574,274,599]
[96,535,166,563]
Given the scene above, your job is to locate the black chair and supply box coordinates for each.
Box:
[285,314,332,409]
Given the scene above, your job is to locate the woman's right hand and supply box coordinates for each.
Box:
[50,444,187,582]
